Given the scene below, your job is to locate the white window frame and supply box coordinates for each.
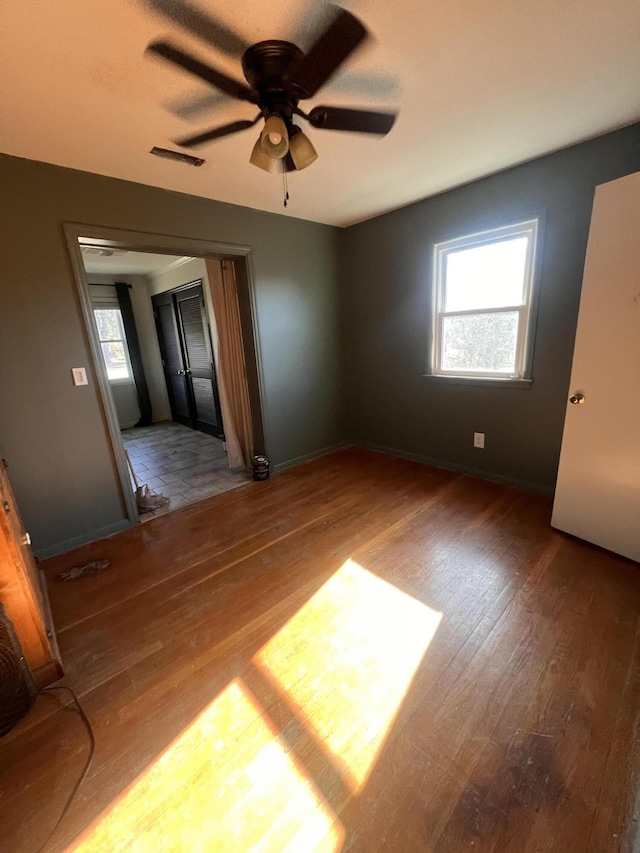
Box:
[431,219,538,381]
[92,305,135,385]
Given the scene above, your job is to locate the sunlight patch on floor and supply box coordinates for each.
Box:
[70,679,343,853]
[68,560,440,850]
[255,559,442,792]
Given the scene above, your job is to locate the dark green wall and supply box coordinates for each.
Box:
[2,123,639,555]
[0,155,343,555]
[339,123,640,492]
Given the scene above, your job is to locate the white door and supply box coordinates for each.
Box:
[552,171,640,562]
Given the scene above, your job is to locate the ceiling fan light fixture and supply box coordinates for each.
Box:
[249,136,279,172]
[261,114,289,159]
[289,128,318,171]
[146,6,398,192]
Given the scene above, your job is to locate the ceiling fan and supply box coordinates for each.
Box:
[146,5,397,174]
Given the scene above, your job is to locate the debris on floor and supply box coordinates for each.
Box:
[57,559,110,581]
[134,484,170,513]
[125,450,170,513]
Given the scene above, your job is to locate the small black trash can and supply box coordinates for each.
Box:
[252,455,270,481]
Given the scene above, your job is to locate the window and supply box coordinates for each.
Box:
[431,219,538,380]
[93,308,133,382]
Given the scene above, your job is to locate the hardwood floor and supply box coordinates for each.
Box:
[1,448,639,852]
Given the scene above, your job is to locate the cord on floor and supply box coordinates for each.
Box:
[34,685,95,853]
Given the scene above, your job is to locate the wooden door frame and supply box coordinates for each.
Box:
[63,222,266,526]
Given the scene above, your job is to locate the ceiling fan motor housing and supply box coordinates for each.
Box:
[241,40,307,114]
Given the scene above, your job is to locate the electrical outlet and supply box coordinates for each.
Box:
[473,432,485,449]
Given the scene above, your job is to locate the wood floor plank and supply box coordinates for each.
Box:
[43,449,385,631]
[55,460,456,696]
[587,618,640,853]
[1,449,638,853]
[430,542,599,852]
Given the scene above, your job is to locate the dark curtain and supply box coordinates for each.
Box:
[115,282,152,427]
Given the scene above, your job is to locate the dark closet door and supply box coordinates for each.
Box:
[174,284,224,439]
[152,291,192,427]
[152,282,224,439]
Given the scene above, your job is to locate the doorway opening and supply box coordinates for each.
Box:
[75,239,263,522]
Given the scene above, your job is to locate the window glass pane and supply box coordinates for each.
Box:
[444,237,528,312]
[101,341,130,381]
[441,311,519,373]
[94,308,124,342]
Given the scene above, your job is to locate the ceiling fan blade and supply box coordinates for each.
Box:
[308,106,396,135]
[327,72,399,100]
[175,116,261,148]
[143,0,249,59]
[166,90,229,121]
[147,41,256,102]
[288,7,368,98]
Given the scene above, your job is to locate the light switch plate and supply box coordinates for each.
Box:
[72,367,88,386]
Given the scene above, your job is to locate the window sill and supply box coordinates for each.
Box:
[422,374,533,390]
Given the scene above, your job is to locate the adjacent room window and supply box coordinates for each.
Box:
[431,219,538,380]
[93,308,133,382]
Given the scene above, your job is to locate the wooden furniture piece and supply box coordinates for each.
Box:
[0,459,61,687]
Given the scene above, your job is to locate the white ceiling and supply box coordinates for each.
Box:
[82,248,188,275]
[1,0,639,227]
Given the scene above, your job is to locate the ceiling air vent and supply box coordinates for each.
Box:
[150,147,205,167]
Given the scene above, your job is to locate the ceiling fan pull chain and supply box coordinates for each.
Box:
[282,165,289,208]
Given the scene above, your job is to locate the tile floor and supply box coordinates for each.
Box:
[122,422,251,519]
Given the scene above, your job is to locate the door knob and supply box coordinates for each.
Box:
[569,393,585,405]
